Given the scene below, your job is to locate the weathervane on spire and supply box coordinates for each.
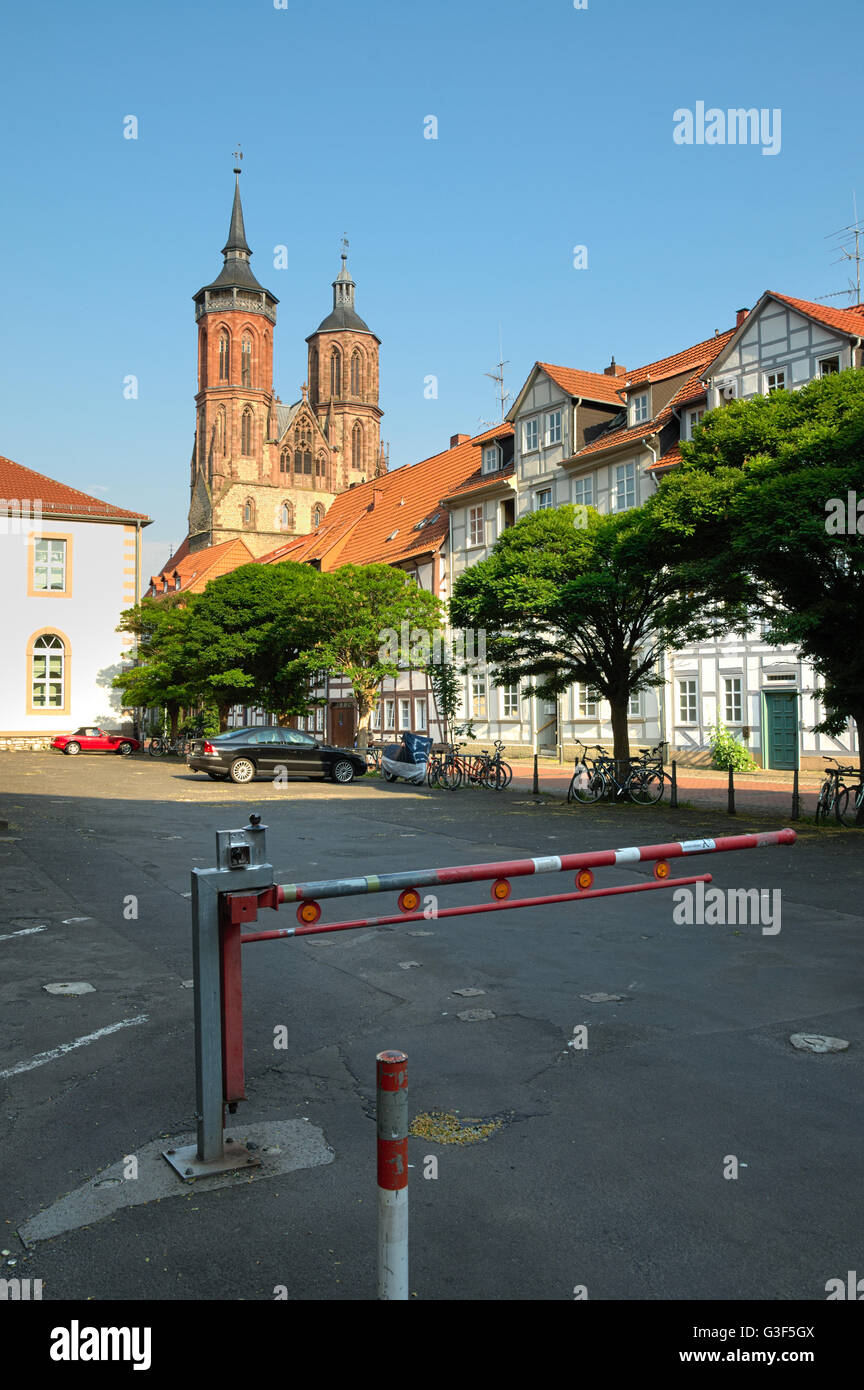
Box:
[233,145,243,175]
[341,233,349,260]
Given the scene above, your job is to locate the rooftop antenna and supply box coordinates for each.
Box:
[818,194,863,304]
[484,325,512,422]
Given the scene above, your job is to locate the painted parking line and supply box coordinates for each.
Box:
[0,1015,149,1079]
[0,926,47,942]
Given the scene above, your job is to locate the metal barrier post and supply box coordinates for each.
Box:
[532,753,539,794]
[727,765,736,815]
[377,1050,409,1300]
[163,817,273,1181]
[791,768,800,821]
[669,760,678,809]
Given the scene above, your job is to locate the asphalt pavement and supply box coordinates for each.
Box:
[0,752,862,1301]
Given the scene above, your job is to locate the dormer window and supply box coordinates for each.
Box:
[482,444,501,474]
[174,575,181,590]
[685,407,706,439]
[631,392,649,425]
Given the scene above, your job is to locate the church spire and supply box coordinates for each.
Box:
[222,163,252,258]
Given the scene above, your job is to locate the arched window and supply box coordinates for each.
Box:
[243,498,255,526]
[312,506,323,528]
[280,448,290,474]
[295,423,312,475]
[241,408,253,456]
[330,346,342,397]
[350,350,362,396]
[310,348,319,397]
[217,406,226,456]
[352,421,364,470]
[281,501,294,529]
[315,451,326,478]
[241,334,252,387]
[219,332,230,381]
[31,633,65,709]
[197,408,205,464]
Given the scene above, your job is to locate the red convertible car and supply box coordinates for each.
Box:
[51,727,140,756]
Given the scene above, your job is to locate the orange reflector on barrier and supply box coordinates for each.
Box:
[654,860,671,880]
[491,878,512,900]
[296,900,322,925]
[575,868,595,891]
[398,888,421,913]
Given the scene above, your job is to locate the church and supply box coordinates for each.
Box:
[183,165,387,563]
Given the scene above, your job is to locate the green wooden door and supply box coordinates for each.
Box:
[764,692,798,770]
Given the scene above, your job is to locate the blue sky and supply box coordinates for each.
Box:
[1,0,861,574]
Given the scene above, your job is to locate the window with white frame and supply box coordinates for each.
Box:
[628,689,641,716]
[34,538,67,592]
[482,444,501,473]
[523,417,539,452]
[414,698,427,731]
[315,705,324,732]
[612,461,636,511]
[471,672,487,718]
[31,633,65,708]
[678,678,698,723]
[578,683,600,717]
[399,699,411,730]
[468,505,484,547]
[535,488,553,510]
[631,392,649,424]
[686,408,706,438]
[384,698,395,729]
[765,369,786,393]
[371,703,381,729]
[572,475,593,508]
[819,355,840,376]
[545,410,562,446]
[723,676,743,723]
[501,684,519,717]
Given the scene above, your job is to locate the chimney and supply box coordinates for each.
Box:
[603,356,627,377]
[736,307,749,327]
[450,433,471,448]
[369,484,385,510]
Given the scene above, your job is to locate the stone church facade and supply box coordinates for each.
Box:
[187,167,386,558]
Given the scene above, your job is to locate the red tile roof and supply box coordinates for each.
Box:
[625,329,736,387]
[440,463,515,501]
[150,537,256,594]
[260,424,514,571]
[536,362,626,406]
[0,455,150,522]
[769,293,864,336]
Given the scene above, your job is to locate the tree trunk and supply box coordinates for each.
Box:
[354,687,375,749]
[217,702,232,732]
[167,702,180,739]
[609,698,631,785]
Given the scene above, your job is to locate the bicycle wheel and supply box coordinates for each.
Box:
[835,784,853,826]
[815,781,831,825]
[569,769,605,804]
[485,763,507,790]
[629,771,665,805]
[148,738,165,757]
[499,760,513,787]
[442,759,462,790]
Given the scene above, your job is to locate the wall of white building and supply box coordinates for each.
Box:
[0,518,140,740]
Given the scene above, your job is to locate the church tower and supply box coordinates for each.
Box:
[306,244,387,486]
[188,163,279,554]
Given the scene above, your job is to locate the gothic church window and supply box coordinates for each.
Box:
[330,347,342,397]
[280,448,290,474]
[281,501,294,529]
[243,498,255,526]
[351,350,362,396]
[219,332,230,381]
[352,421,364,470]
[241,408,253,456]
[241,335,252,387]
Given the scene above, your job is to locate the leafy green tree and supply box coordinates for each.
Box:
[187,563,324,727]
[305,564,441,747]
[427,641,463,747]
[651,368,864,792]
[450,504,719,770]
[113,596,199,737]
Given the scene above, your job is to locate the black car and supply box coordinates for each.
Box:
[186,726,368,786]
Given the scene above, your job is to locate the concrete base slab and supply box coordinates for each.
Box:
[18,1119,334,1248]
[161,1139,261,1180]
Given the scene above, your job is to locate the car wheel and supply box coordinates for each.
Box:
[116,742,134,756]
[64,742,81,756]
[331,759,356,785]
[228,757,256,785]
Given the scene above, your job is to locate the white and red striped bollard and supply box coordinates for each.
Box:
[376,1050,408,1300]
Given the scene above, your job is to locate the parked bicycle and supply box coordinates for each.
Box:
[426,740,513,790]
[567,741,667,806]
[815,756,862,826]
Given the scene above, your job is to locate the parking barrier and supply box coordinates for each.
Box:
[164,820,796,1180]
